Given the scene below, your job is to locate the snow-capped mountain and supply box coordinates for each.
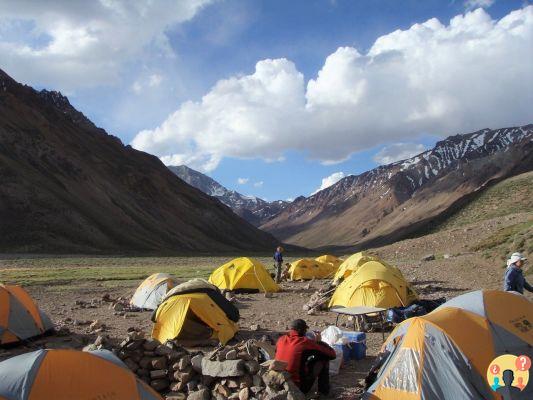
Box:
[261,125,533,249]
[168,165,289,226]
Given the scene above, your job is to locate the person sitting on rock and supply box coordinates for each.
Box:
[275,319,336,396]
[504,252,532,294]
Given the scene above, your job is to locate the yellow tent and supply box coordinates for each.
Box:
[152,279,239,345]
[315,255,344,269]
[333,251,381,284]
[288,258,338,281]
[329,261,417,309]
[365,290,533,399]
[208,257,280,293]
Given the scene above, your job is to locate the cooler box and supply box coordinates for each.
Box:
[342,331,366,360]
[333,343,351,363]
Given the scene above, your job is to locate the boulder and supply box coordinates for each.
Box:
[187,389,211,400]
[201,359,246,377]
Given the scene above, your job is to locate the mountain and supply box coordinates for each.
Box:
[260,125,533,250]
[0,69,279,253]
[169,165,288,226]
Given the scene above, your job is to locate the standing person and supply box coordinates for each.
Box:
[274,246,284,283]
[503,252,532,294]
[275,319,336,396]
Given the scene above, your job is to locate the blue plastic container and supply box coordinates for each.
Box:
[333,343,351,363]
[342,331,366,360]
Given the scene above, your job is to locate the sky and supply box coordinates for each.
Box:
[1,0,531,201]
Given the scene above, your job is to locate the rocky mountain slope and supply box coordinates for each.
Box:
[169,165,288,226]
[0,69,279,253]
[261,125,533,249]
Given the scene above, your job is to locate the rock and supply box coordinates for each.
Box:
[443,254,451,259]
[421,254,435,262]
[155,344,172,356]
[261,360,287,372]
[249,324,260,331]
[244,360,260,375]
[123,358,139,372]
[264,292,273,298]
[215,383,231,397]
[262,370,287,389]
[264,388,288,400]
[187,389,210,400]
[139,357,153,369]
[191,354,204,373]
[226,379,239,389]
[89,320,103,331]
[178,355,192,370]
[250,386,263,394]
[93,334,107,347]
[113,302,124,311]
[125,340,144,351]
[150,378,169,391]
[170,382,186,392]
[151,357,167,370]
[252,374,262,387]
[143,339,160,351]
[239,387,250,400]
[174,371,193,384]
[82,344,98,352]
[284,380,305,400]
[186,380,198,392]
[166,393,186,400]
[201,359,246,377]
[225,349,238,360]
[150,369,168,380]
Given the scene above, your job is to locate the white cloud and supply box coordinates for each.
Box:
[133,6,533,172]
[373,143,426,165]
[0,0,214,90]
[253,181,264,188]
[312,172,345,194]
[132,73,164,94]
[464,0,495,11]
[237,178,249,185]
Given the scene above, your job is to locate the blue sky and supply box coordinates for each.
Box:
[1,0,531,201]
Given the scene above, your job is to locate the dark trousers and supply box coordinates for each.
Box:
[299,356,330,395]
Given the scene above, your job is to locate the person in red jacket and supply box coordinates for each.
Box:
[275,319,336,395]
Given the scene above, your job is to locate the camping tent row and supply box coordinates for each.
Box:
[0,349,162,400]
[365,290,533,399]
[288,255,343,281]
[329,259,418,309]
[0,284,53,345]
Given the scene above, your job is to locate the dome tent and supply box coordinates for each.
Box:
[208,257,279,293]
[151,279,239,345]
[315,254,344,269]
[329,261,417,309]
[130,273,178,310]
[0,284,53,345]
[364,290,533,399]
[333,252,381,284]
[288,258,338,281]
[0,349,162,400]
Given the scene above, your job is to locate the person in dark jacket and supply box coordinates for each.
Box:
[503,252,532,294]
[275,319,336,395]
[273,246,284,283]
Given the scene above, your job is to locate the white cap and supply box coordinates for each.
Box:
[508,252,527,266]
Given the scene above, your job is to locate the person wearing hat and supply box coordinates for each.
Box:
[503,252,532,294]
[275,319,336,396]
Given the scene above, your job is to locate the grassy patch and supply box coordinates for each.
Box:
[470,220,533,263]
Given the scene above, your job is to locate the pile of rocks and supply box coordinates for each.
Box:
[99,330,305,400]
[102,293,142,314]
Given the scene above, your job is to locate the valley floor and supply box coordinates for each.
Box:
[0,211,531,399]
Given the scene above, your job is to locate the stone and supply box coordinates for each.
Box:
[174,371,193,384]
[150,379,169,391]
[215,383,231,397]
[137,368,149,377]
[225,349,238,360]
[261,360,287,372]
[250,386,263,394]
[171,382,186,392]
[191,354,204,373]
[123,358,139,372]
[226,379,239,388]
[125,340,144,351]
[443,254,451,259]
[244,360,260,375]
[143,339,160,351]
[421,254,435,262]
[89,320,103,331]
[139,357,153,370]
[239,387,250,400]
[249,324,260,331]
[284,380,305,400]
[201,358,246,377]
[151,357,167,370]
[166,393,186,400]
[113,302,124,311]
[186,380,198,392]
[178,355,192,370]
[150,369,168,380]
[264,388,288,400]
[187,389,210,400]
[252,375,262,387]
[155,344,173,356]
[82,344,98,352]
[262,370,287,389]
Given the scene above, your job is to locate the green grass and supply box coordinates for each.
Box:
[434,172,533,231]
[470,220,533,264]
[0,255,297,287]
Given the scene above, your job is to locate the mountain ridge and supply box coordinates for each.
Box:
[0,68,279,253]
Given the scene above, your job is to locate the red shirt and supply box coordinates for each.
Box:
[275,330,336,384]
